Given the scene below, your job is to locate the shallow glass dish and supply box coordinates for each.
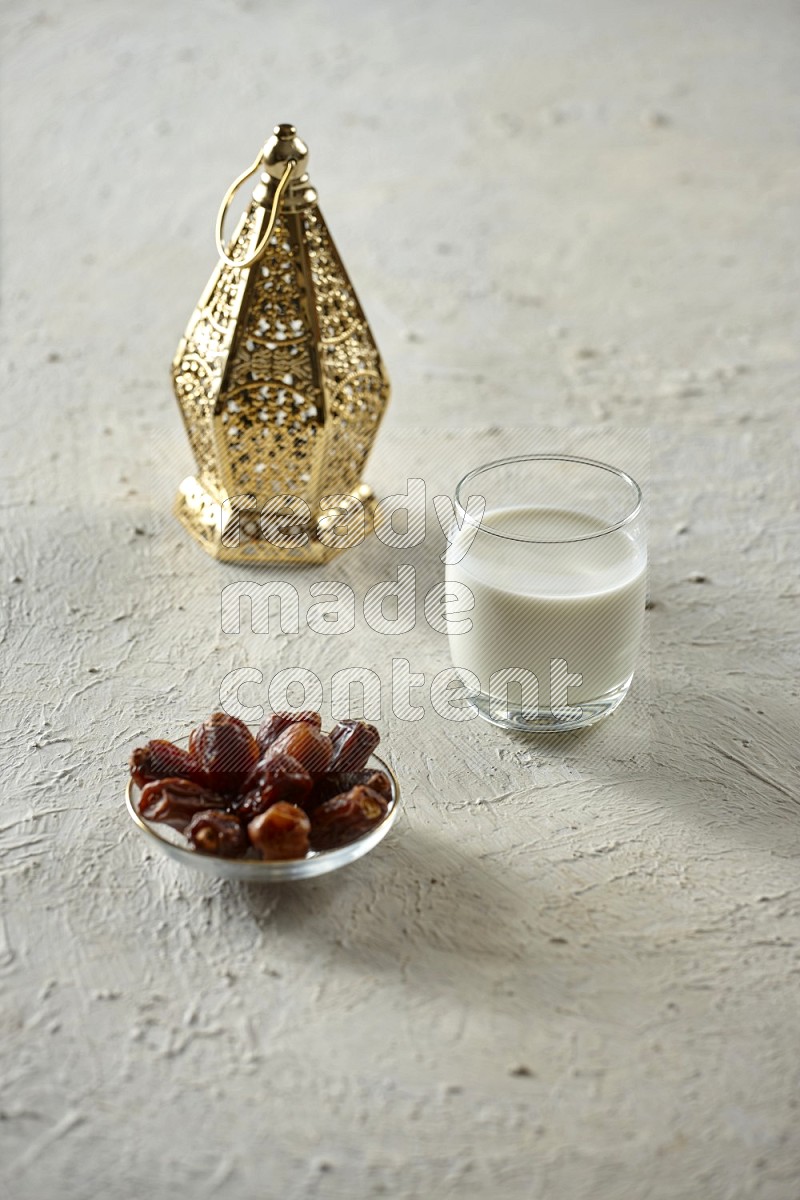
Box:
[125,749,400,883]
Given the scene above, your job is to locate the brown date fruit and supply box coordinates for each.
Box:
[186,810,248,857]
[360,770,392,801]
[309,785,388,851]
[235,753,313,819]
[308,769,392,811]
[270,723,333,776]
[327,720,380,772]
[188,712,260,793]
[256,710,321,755]
[138,777,225,830]
[248,802,310,861]
[129,739,203,788]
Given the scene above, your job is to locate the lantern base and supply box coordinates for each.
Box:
[174,476,376,564]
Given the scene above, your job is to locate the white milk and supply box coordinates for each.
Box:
[447,506,647,707]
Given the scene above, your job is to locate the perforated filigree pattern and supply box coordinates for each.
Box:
[304,208,389,502]
[221,212,325,500]
[172,208,262,495]
[172,191,390,562]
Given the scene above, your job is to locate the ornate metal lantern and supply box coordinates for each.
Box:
[172,124,390,562]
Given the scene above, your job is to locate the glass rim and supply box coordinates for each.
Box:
[454,453,643,544]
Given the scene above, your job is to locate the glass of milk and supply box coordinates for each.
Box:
[446,455,646,731]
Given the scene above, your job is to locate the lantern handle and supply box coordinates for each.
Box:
[214,154,296,269]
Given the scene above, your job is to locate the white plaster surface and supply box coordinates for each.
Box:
[1,2,800,1197]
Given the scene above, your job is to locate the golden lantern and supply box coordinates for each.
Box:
[171,124,390,563]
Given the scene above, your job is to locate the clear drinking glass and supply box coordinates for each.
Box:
[446,454,646,732]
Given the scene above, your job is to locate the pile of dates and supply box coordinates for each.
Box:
[129,712,391,860]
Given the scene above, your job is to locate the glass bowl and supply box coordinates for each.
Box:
[125,749,400,883]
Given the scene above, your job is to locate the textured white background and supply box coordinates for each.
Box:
[2,2,799,1197]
